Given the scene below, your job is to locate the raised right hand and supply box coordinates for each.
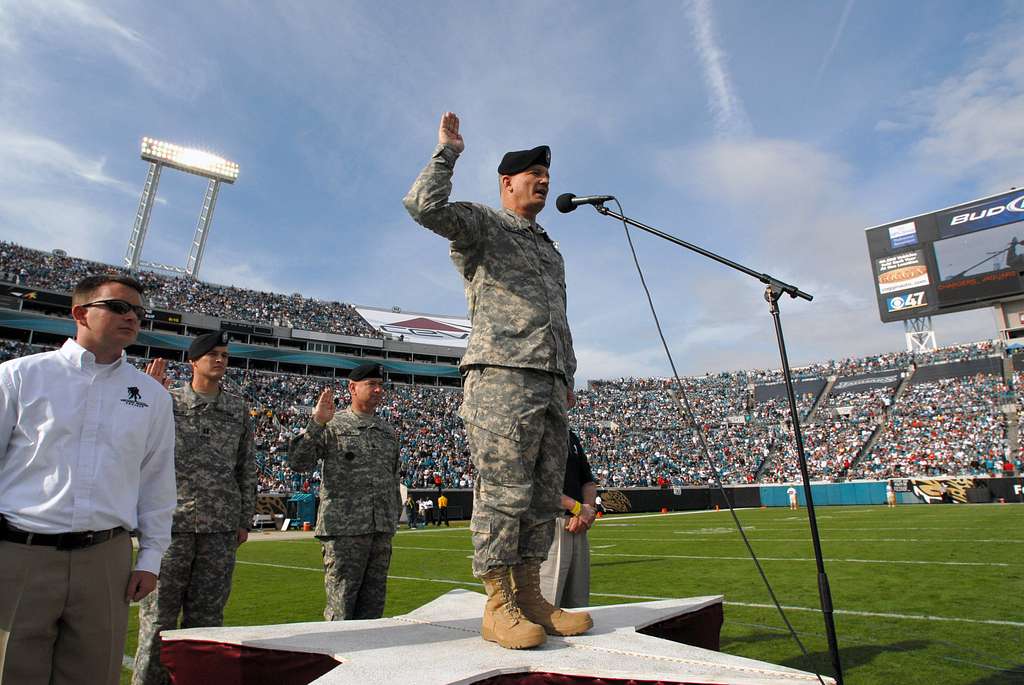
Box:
[145,358,171,389]
[312,387,336,426]
[438,111,465,154]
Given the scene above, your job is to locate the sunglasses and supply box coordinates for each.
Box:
[80,299,148,319]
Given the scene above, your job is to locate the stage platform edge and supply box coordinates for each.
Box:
[160,589,835,685]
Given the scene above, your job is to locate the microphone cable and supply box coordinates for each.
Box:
[608,198,827,685]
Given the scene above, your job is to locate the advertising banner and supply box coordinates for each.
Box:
[875,250,930,294]
[355,307,471,348]
[937,191,1024,239]
[754,378,826,403]
[831,369,901,395]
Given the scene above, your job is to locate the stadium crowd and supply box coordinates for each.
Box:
[854,374,1010,479]
[0,242,377,337]
[3,337,1018,490]
[0,230,1019,493]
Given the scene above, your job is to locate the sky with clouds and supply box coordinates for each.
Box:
[2,0,1024,384]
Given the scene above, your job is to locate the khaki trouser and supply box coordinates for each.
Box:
[539,516,591,608]
[460,366,568,577]
[0,533,132,685]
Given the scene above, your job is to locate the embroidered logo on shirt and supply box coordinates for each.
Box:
[121,386,149,408]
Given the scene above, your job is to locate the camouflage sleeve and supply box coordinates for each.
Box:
[288,419,328,473]
[566,323,577,390]
[402,144,483,248]
[236,409,257,530]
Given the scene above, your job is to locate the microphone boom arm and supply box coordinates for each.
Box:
[593,205,813,301]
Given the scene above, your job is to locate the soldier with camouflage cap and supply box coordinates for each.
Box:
[132,332,256,685]
[403,112,591,649]
[288,362,402,620]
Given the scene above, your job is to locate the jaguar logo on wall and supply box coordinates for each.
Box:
[910,478,976,504]
[255,494,288,518]
[599,489,632,513]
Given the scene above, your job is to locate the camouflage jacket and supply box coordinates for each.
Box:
[288,408,401,536]
[170,384,256,533]
[403,144,576,386]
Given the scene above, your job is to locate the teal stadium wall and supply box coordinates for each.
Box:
[760,482,888,507]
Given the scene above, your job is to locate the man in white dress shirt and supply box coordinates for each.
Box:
[0,274,177,685]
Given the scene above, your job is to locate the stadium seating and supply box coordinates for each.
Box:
[0,242,377,337]
[0,239,1019,492]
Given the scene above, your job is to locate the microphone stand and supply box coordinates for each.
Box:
[591,203,843,685]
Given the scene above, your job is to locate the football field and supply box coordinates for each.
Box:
[122,504,1024,684]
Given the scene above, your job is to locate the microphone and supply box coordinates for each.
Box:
[555,193,615,213]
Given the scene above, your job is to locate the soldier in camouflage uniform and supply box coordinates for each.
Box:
[288,362,401,620]
[403,112,591,649]
[132,333,256,685]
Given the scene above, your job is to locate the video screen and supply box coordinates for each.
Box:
[934,219,1024,281]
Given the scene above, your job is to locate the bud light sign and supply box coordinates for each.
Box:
[939,192,1024,239]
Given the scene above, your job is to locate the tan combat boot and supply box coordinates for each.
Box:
[480,567,547,649]
[511,561,593,636]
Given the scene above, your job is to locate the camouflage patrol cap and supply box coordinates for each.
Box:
[348,362,384,381]
[497,145,550,175]
[188,331,230,360]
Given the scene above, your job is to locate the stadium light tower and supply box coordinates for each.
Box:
[124,137,239,279]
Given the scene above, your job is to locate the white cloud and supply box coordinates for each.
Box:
[198,257,287,294]
[0,126,135,193]
[880,17,1024,191]
[574,344,667,387]
[649,135,913,374]
[816,0,855,82]
[670,138,850,215]
[0,0,209,98]
[0,195,123,260]
[0,3,17,51]
[874,119,909,133]
[685,0,752,139]
[42,0,142,44]
[0,125,139,263]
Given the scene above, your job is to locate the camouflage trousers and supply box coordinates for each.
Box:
[320,533,393,620]
[132,532,237,685]
[460,366,568,577]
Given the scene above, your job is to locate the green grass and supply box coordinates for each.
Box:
[122,505,1024,684]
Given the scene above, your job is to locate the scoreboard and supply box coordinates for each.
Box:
[865,188,1024,322]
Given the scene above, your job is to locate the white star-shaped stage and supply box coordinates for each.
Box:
[160,590,834,684]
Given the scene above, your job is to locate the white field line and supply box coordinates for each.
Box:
[599,510,724,521]
[389,545,1009,567]
[685,526,1022,532]
[232,561,1024,628]
[603,536,1024,544]
[265,527,468,543]
[940,656,1024,672]
[594,592,1024,628]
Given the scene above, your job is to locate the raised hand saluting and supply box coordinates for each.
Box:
[438,111,464,154]
[145,357,172,389]
[312,387,336,426]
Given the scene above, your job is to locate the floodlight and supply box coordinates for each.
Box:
[140,137,239,184]
[126,136,240,279]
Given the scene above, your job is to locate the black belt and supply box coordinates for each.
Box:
[0,524,125,550]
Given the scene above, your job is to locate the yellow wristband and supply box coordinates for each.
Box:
[570,500,582,516]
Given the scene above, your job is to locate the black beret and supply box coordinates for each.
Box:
[348,362,384,382]
[188,331,230,361]
[497,145,551,175]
